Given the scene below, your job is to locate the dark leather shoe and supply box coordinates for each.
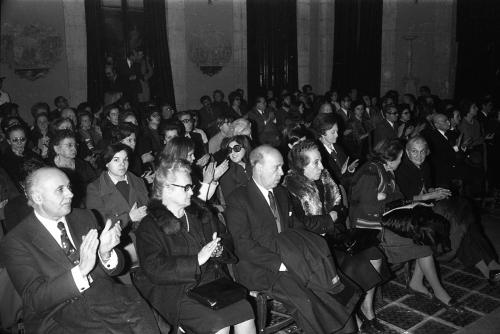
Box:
[432,297,465,314]
[489,270,500,283]
[360,318,385,333]
[357,309,384,333]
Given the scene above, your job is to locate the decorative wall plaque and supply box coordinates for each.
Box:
[1,23,63,80]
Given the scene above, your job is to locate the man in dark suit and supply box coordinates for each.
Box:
[0,167,159,334]
[117,49,143,104]
[426,113,463,190]
[103,64,126,95]
[246,96,281,147]
[372,104,399,147]
[226,146,359,334]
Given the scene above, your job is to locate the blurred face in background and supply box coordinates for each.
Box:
[163,129,178,144]
[54,137,77,160]
[108,108,120,126]
[121,133,137,151]
[180,114,193,133]
[8,129,27,153]
[400,108,411,122]
[36,115,49,133]
[79,115,92,131]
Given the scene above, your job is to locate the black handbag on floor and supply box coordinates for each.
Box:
[187,276,247,310]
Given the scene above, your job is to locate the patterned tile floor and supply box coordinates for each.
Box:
[274,259,500,333]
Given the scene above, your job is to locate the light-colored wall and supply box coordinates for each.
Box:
[167,0,247,111]
[0,0,86,120]
[1,0,70,120]
[381,0,456,98]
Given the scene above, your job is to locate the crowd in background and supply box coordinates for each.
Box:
[1,54,500,333]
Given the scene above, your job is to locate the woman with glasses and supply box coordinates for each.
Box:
[86,143,149,280]
[218,135,252,201]
[1,125,40,191]
[50,129,97,207]
[135,159,256,334]
[177,111,207,161]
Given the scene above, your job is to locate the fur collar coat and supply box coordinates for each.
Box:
[283,169,342,216]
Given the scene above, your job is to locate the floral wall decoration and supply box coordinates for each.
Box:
[1,23,63,80]
[188,27,232,76]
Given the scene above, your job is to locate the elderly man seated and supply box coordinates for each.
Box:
[225,145,360,334]
[0,167,159,334]
[395,137,500,284]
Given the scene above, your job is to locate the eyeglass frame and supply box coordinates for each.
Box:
[227,144,243,153]
[10,137,27,143]
[168,183,194,192]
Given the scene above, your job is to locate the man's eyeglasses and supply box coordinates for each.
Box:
[181,119,193,124]
[10,137,26,143]
[169,183,194,192]
[228,145,243,153]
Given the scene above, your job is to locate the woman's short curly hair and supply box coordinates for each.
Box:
[152,159,192,200]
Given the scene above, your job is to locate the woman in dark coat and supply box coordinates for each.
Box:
[49,129,97,207]
[218,135,252,203]
[1,125,41,192]
[86,143,149,276]
[350,138,463,312]
[283,139,390,333]
[135,160,255,334]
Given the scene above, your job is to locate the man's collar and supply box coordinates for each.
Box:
[34,209,66,226]
[437,129,447,138]
[252,177,272,196]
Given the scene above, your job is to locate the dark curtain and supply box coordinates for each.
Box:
[143,0,176,106]
[455,0,500,101]
[247,0,298,102]
[84,0,105,108]
[331,0,382,97]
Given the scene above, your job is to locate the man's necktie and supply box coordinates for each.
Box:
[57,222,79,265]
[268,191,281,233]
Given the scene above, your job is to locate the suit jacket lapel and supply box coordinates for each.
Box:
[29,213,74,270]
[248,180,282,232]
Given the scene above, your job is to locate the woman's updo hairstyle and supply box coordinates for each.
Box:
[370,138,404,164]
[152,159,192,200]
[287,139,318,175]
[161,136,195,163]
